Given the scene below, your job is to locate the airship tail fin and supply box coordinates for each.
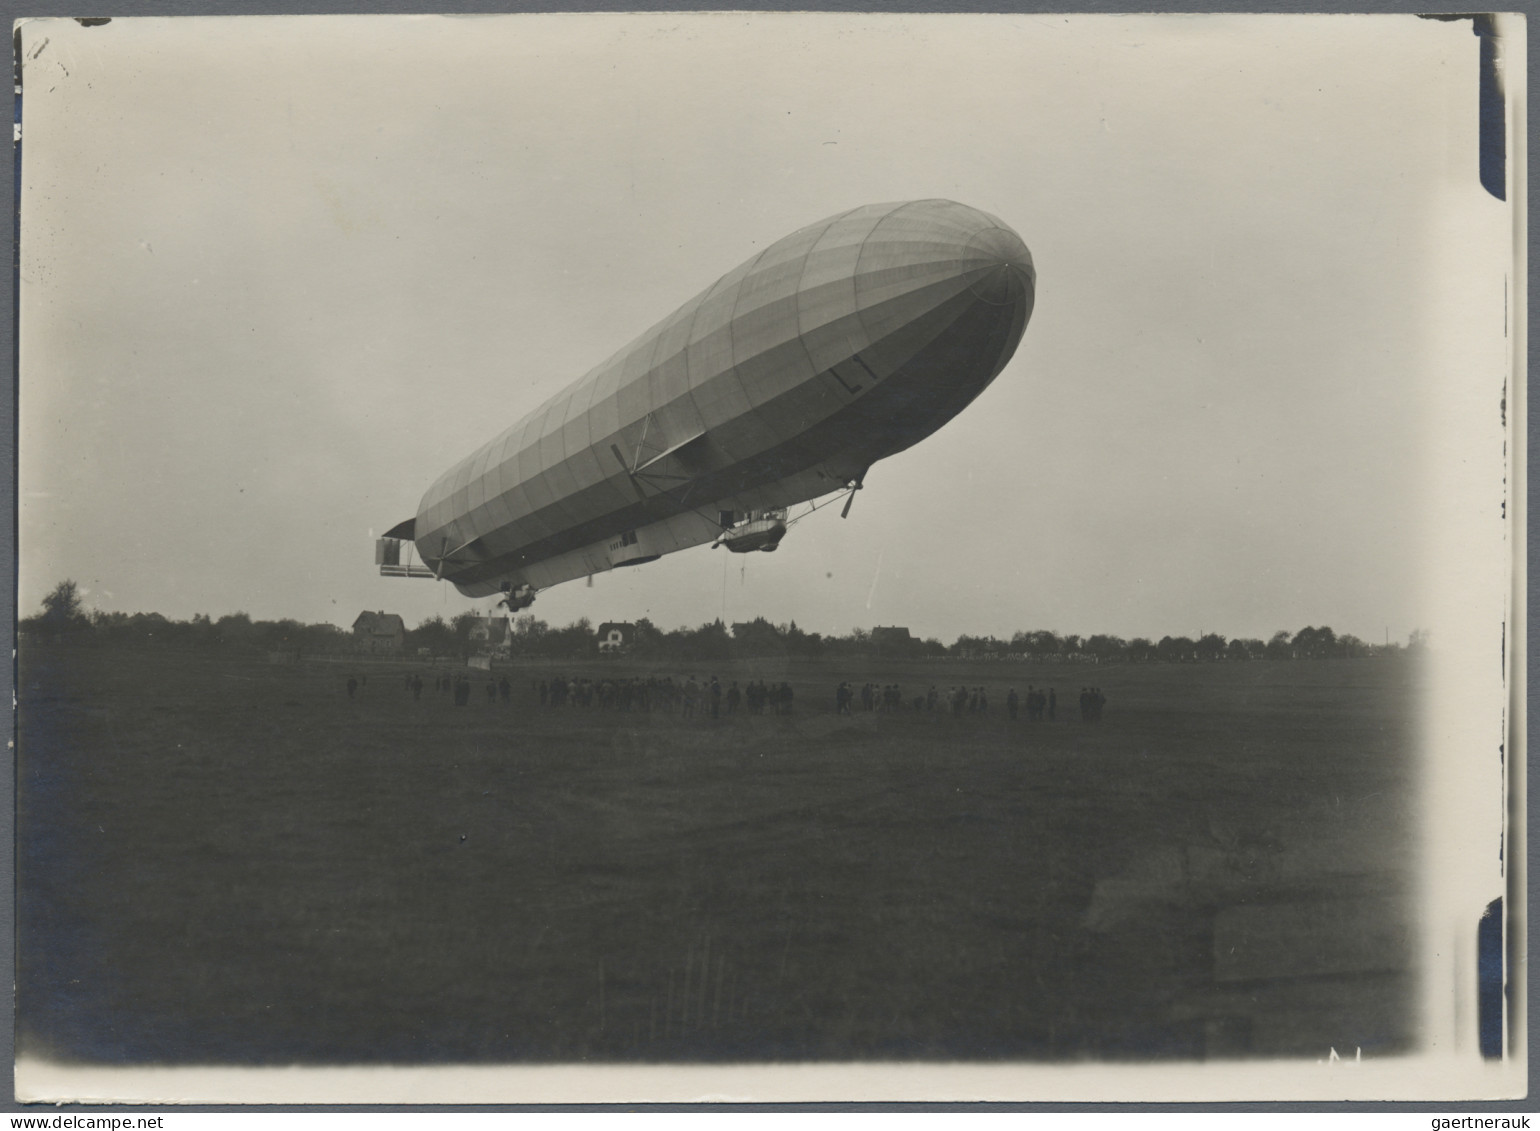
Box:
[377,518,434,578]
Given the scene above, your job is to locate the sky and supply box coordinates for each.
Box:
[16,13,1512,645]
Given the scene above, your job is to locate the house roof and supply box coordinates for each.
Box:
[353,611,406,635]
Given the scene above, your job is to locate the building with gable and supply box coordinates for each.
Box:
[467,614,512,657]
[352,610,406,653]
[870,625,916,654]
[596,622,634,654]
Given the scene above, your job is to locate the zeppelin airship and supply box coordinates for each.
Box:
[376,199,1035,609]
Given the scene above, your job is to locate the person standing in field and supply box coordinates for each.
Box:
[412,674,423,701]
[346,676,358,700]
[727,680,741,715]
[710,676,722,719]
[1007,688,1019,720]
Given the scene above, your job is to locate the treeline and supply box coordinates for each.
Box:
[506,615,833,663]
[22,580,1421,663]
[462,615,1408,664]
[945,626,1408,663]
[20,583,356,654]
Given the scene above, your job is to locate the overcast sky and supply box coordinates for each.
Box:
[17,13,1511,644]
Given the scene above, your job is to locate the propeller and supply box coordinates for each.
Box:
[840,474,865,519]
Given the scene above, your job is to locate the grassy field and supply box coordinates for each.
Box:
[17,645,1419,1064]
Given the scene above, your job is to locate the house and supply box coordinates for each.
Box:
[467,614,512,656]
[870,625,915,654]
[352,610,405,653]
[596,622,634,653]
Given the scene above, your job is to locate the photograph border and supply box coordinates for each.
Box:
[3,0,1529,1113]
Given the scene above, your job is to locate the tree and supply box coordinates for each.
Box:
[1292,625,1337,660]
[1265,630,1294,660]
[628,617,666,656]
[42,580,84,619]
[33,579,91,639]
[507,614,550,656]
[1194,633,1227,662]
[216,612,255,648]
[446,610,487,659]
[257,618,307,651]
[672,619,731,663]
[1337,633,1368,658]
[731,617,788,657]
[188,613,217,646]
[1085,634,1126,664]
[297,622,350,655]
[781,620,824,658]
[408,614,457,656]
[824,627,871,656]
[1019,630,1061,659]
[539,617,595,659]
[951,633,1007,657]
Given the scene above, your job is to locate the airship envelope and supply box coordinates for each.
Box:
[379,199,1035,606]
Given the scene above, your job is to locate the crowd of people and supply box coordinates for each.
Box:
[346,671,512,705]
[535,674,795,718]
[833,681,1108,722]
[345,669,1109,722]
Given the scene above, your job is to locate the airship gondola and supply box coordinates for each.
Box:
[377,199,1035,608]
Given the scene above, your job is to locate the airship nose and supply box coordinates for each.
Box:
[964,224,1035,306]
